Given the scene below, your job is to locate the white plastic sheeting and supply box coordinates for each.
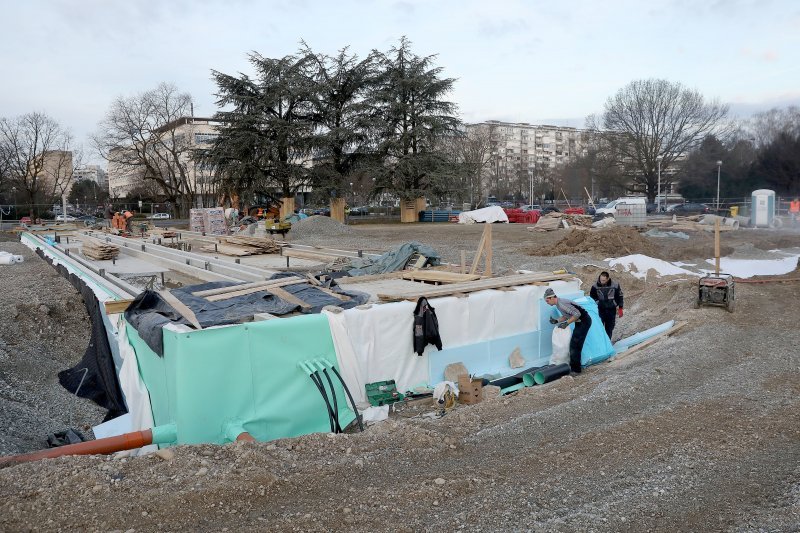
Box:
[0,251,24,264]
[324,279,582,405]
[550,327,571,365]
[457,206,509,224]
[702,255,800,278]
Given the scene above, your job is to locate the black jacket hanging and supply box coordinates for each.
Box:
[413,297,442,356]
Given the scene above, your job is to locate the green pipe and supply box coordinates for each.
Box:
[151,423,178,445]
[500,382,525,395]
[522,373,537,387]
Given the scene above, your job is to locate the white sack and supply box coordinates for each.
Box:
[458,206,509,224]
[550,327,572,365]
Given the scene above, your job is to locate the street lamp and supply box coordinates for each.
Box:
[716,160,722,213]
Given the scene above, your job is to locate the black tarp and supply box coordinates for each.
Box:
[125,272,370,356]
[36,248,128,421]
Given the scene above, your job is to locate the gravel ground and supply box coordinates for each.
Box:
[1,227,799,531]
[0,240,107,455]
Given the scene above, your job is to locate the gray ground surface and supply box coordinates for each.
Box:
[1,225,799,531]
[0,240,106,455]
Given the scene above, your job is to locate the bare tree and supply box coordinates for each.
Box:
[94,83,197,215]
[0,112,76,217]
[589,79,730,201]
[747,106,800,148]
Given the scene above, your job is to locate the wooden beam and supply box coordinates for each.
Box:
[158,290,203,330]
[314,286,351,301]
[104,299,134,314]
[485,223,492,277]
[204,278,308,302]
[401,271,481,283]
[714,218,721,275]
[469,225,488,275]
[460,250,466,274]
[377,272,574,301]
[268,286,311,309]
[192,279,282,298]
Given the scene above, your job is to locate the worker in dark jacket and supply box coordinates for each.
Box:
[544,288,591,374]
[590,271,623,339]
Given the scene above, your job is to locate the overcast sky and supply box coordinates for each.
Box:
[2,0,798,162]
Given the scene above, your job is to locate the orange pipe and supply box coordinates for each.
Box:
[0,429,153,468]
[235,432,256,442]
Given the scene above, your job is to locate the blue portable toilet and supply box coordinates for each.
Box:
[751,189,775,228]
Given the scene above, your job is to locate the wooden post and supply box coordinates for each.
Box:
[460,250,466,274]
[330,198,346,223]
[584,187,596,211]
[560,188,571,209]
[714,218,721,275]
[485,223,493,277]
[279,197,295,219]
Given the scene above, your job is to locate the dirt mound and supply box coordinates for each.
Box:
[290,215,354,239]
[530,226,658,258]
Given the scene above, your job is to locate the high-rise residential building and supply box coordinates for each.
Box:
[107,117,221,202]
[466,120,586,200]
[73,165,107,189]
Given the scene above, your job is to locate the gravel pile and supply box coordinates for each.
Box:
[1,227,799,531]
[290,216,354,240]
[0,240,106,455]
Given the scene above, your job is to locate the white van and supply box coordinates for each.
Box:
[595,197,646,216]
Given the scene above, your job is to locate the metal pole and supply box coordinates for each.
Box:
[716,161,722,214]
[657,159,661,212]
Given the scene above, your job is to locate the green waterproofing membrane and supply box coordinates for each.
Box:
[127,313,356,445]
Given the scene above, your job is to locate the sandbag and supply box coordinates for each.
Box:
[550,327,572,365]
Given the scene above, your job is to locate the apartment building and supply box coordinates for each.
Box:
[107,117,221,202]
[466,120,585,200]
[73,165,108,189]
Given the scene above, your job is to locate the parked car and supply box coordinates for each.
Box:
[77,215,97,224]
[595,197,646,217]
[646,203,658,214]
[541,206,560,215]
[671,203,710,215]
[312,207,330,216]
[147,213,170,219]
[349,206,369,216]
[20,216,32,225]
[520,204,542,212]
[55,214,76,222]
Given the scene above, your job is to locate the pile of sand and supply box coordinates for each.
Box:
[530,226,659,257]
[290,215,354,239]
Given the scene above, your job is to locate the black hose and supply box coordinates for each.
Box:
[308,373,336,433]
[319,369,343,433]
[330,366,364,432]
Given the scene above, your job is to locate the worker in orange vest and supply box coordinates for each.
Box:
[790,198,800,227]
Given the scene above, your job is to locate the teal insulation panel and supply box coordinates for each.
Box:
[129,314,355,446]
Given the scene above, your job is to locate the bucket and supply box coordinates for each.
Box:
[729,206,739,217]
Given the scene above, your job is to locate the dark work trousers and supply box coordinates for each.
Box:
[569,315,592,373]
[598,306,616,339]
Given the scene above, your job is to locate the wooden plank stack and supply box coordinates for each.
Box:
[81,241,120,261]
[201,236,281,256]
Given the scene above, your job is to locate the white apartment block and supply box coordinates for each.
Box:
[73,165,107,189]
[468,120,585,174]
[107,117,220,201]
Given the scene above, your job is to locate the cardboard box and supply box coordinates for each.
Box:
[458,376,483,405]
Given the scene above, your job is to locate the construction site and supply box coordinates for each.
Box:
[1,204,799,532]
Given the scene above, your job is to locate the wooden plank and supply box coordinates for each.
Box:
[314,286,351,301]
[305,274,322,286]
[377,272,575,301]
[460,250,466,274]
[268,286,311,309]
[469,226,488,275]
[485,223,492,277]
[205,278,308,302]
[610,322,687,363]
[335,271,407,284]
[282,249,340,262]
[192,278,287,298]
[104,299,134,314]
[401,271,481,283]
[158,290,203,330]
